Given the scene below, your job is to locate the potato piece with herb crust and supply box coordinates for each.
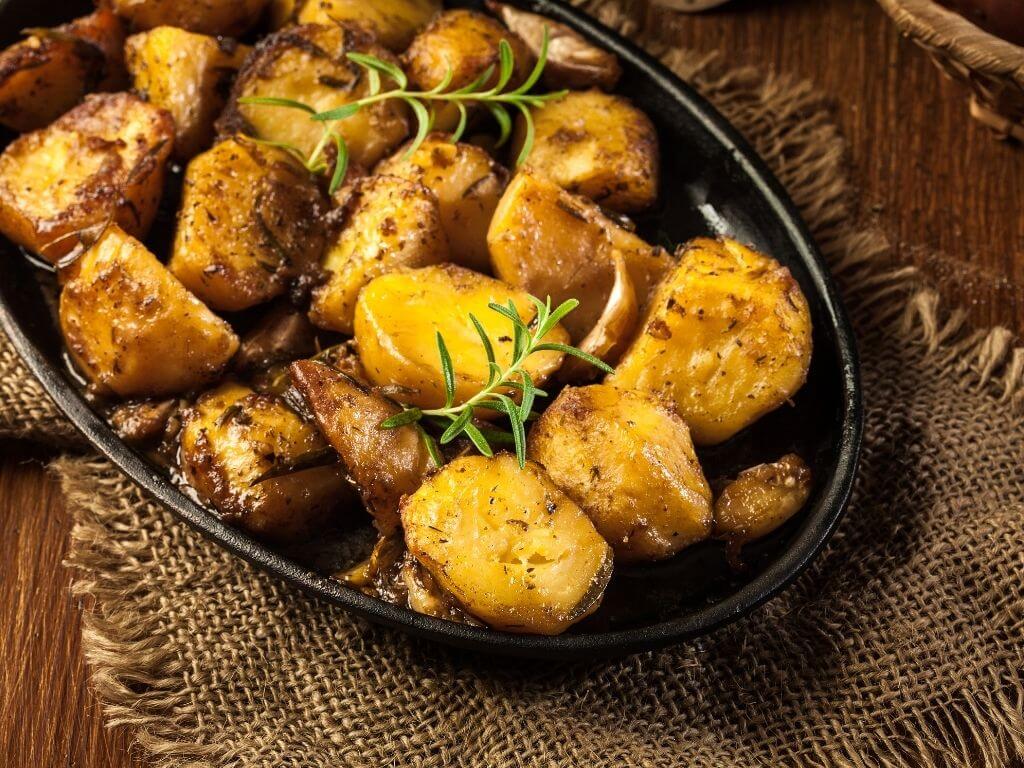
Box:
[126,27,250,160]
[376,135,508,273]
[529,384,712,563]
[309,175,449,335]
[297,0,442,51]
[219,23,410,167]
[488,171,671,342]
[179,382,350,542]
[513,90,658,213]
[59,225,239,398]
[0,9,127,132]
[169,136,328,312]
[0,92,172,264]
[610,238,813,446]
[354,264,568,410]
[105,0,268,36]
[290,360,435,535]
[402,454,613,634]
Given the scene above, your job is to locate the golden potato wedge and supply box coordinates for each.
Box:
[219,23,409,166]
[610,237,813,446]
[309,175,449,335]
[0,92,172,263]
[529,384,712,563]
[488,171,671,342]
[59,225,239,398]
[376,135,508,273]
[179,382,350,542]
[353,264,568,410]
[169,136,328,312]
[401,454,613,634]
[298,0,442,51]
[126,27,250,159]
[0,9,127,132]
[290,360,434,535]
[513,90,658,212]
[105,0,268,36]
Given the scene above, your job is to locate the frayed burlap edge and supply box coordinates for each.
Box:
[48,3,1024,767]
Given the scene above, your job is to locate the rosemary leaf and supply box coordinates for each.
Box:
[328,131,349,195]
[312,102,363,122]
[439,408,473,444]
[514,102,536,167]
[436,331,456,409]
[380,408,423,429]
[534,343,615,374]
[470,313,496,367]
[462,422,494,457]
[238,95,317,113]
[451,102,469,144]
[489,102,513,148]
[346,51,407,89]
[415,423,444,468]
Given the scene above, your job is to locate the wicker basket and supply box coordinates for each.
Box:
[877,0,1024,141]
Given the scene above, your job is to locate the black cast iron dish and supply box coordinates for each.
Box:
[0,0,863,659]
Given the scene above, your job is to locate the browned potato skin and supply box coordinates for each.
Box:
[179,382,350,542]
[309,175,449,335]
[610,237,814,446]
[514,90,659,213]
[401,454,613,635]
[59,225,239,398]
[529,384,713,563]
[297,0,442,51]
[376,135,508,273]
[0,92,173,264]
[488,171,671,342]
[105,0,268,36]
[126,27,250,160]
[290,360,434,535]
[0,9,127,132]
[169,137,328,312]
[218,23,410,167]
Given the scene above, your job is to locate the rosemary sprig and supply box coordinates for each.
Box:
[238,27,566,194]
[379,296,613,469]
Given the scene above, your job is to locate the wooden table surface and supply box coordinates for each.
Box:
[2,0,1022,764]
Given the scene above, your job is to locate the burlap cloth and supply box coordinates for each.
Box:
[3,2,1023,766]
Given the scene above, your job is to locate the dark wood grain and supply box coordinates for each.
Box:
[1,0,1021,765]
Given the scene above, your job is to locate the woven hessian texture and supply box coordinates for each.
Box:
[2,1,1023,766]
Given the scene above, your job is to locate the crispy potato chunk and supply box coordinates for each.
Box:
[376,136,508,273]
[105,0,267,36]
[354,264,568,410]
[402,454,613,634]
[297,0,442,51]
[488,171,671,342]
[610,238,813,445]
[0,92,172,263]
[219,23,409,166]
[514,90,658,212]
[179,382,349,542]
[0,9,127,132]
[59,226,239,397]
[309,175,449,335]
[529,384,712,562]
[290,360,434,535]
[169,137,328,312]
[126,27,249,160]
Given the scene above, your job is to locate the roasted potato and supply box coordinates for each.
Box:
[309,175,449,335]
[488,171,671,342]
[354,264,568,410]
[169,136,328,312]
[125,27,250,160]
[403,10,533,131]
[513,90,658,213]
[376,136,508,273]
[297,0,442,51]
[610,237,813,446]
[219,23,409,167]
[401,454,613,634]
[0,9,127,132]
[104,0,268,36]
[59,225,239,397]
[290,360,434,535]
[0,92,173,264]
[179,382,350,541]
[529,384,712,562]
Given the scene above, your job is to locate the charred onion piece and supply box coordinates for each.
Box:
[234,303,319,373]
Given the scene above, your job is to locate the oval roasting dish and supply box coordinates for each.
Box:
[0,0,862,659]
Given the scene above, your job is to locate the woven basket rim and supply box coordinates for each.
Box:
[877,0,1024,84]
